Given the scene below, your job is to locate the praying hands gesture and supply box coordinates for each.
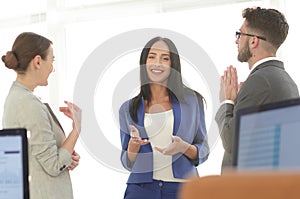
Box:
[219,65,240,102]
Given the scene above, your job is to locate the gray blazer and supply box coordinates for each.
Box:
[215,60,299,170]
[2,81,73,199]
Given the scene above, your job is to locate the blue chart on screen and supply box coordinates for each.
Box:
[234,98,300,171]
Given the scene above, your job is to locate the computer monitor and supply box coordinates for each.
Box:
[233,98,300,171]
[0,128,29,199]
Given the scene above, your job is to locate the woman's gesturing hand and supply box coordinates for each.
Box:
[59,101,82,133]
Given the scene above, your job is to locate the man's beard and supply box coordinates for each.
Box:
[237,43,252,63]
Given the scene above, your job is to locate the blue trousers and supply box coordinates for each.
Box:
[124,180,182,199]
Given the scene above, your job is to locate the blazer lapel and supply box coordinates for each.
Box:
[136,96,181,137]
[44,103,65,133]
[171,97,181,136]
[136,98,147,139]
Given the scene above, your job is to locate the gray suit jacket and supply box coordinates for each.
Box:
[215,60,299,170]
[2,81,73,199]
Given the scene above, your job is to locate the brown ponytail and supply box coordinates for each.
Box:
[2,51,19,70]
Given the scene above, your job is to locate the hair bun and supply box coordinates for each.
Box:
[2,51,19,70]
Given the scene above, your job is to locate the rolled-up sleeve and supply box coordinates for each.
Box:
[21,98,72,177]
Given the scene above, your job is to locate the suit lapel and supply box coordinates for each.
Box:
[44,103,65,133]
[171,97,180,136]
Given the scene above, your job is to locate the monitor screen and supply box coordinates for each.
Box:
[234,98,300,171]
[0,128,29,199]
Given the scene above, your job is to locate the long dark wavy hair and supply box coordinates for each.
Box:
[131,37,204,122]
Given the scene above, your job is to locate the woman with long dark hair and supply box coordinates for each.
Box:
[119,37,209,199]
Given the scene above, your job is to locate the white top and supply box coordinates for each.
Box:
[144,109,186,182]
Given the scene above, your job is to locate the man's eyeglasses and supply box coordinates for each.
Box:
[235,31,267,41]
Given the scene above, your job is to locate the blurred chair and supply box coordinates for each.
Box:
[179,173,300,199]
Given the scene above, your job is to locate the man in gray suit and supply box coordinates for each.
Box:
[215,7,299,171]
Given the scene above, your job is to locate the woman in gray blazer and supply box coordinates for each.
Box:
[2,32,81,199]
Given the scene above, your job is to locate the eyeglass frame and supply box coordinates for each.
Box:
[235,31,267,41]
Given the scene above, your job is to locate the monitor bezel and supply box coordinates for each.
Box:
[0,128,29,199]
